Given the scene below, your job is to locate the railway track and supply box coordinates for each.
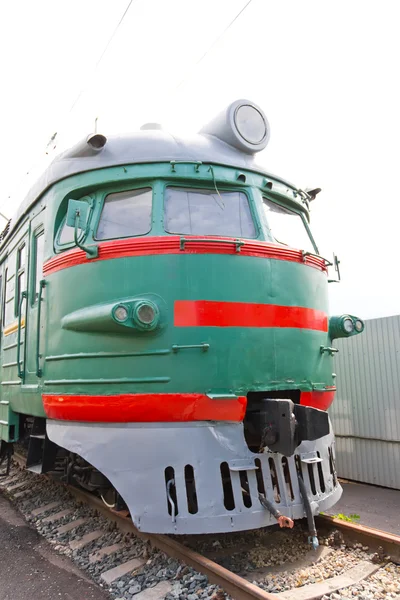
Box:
[2,456,399,600]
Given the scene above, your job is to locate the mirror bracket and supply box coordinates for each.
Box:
[67,199,98,259]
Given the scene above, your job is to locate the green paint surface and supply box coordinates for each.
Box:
[0,161,339,436]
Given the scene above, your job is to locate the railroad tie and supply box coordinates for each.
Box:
[275,561,381,600]
[132,582,173,599]
[31,501,62,516]
[89,542,125,564]
[0,475,19,487]
[69,530,105,550]
[55,518,87,535]
[6,481,30,492]
[41,509,74,524]
[100,558,146,585]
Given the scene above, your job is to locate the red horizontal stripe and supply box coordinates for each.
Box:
[174,300,328,331]
[43,393,247,423]
[43,236,328,276]
[300,390,336,411]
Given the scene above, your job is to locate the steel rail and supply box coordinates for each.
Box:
[316,514,400,563]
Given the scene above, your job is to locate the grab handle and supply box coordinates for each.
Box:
[17,291,27,379]
[179,237,244,252]
[36,280,46,377]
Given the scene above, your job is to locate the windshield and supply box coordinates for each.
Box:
[262,198,315,252]
[96,188,152,240]
[164,187,256,238]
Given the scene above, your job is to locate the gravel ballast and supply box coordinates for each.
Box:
[2,463,399,600]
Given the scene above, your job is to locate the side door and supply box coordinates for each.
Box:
[25,212,46,385]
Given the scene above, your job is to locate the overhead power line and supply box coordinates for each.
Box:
[68,0,136,114]
[0,0,135,214]
[174,0,254,92]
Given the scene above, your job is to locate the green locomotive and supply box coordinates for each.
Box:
[0,100,363,540]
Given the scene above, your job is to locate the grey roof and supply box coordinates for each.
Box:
[1,126,296,246]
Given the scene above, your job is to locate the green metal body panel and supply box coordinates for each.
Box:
[44,254,332,397]
[0,160,335,437]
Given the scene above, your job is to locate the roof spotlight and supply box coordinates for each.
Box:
[86,133,107,150]
[200,99,270,154]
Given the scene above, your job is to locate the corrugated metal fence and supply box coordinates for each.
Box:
[329,315,400,489]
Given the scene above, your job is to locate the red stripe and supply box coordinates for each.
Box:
[174,300,328,331]
[43,393,247,423]
[300,390,336,411]
[43,236,328,276]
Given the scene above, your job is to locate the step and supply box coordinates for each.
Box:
[27,464,43,474]
[69,529,105,550]
[31,501,61,517]
[55,518,87,535]
[41,509,74,524]
[276,560,381,600]
[89,542,125,564]
[100,557,146,584]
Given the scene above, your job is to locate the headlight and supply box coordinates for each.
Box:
[342,317,354,334]
[113,304,129,322]
[329,314,365,339]
[234,104,268,145]
[133,301,159,330]
[200,99,270,154]
[354,319,364,333]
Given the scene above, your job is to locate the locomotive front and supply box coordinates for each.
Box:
[42,100,363,535]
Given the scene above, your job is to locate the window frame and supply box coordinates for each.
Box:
[94,185,154,242]
[162,182,260,239]
[261,195,319,254]
[55,196,94,252]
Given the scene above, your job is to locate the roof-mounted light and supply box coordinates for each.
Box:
[86,133,107,150]
[199,99,270,155]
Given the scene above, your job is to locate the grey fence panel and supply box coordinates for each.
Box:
[329,315,400,489]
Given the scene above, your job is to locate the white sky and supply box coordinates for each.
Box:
[0,0,399,319]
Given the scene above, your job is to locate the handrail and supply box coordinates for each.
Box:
[36,280,46,377]
[17,291,27,379]
[301,250,332,266]
[180,237,244,252]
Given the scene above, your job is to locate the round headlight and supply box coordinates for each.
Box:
[113,304,129,322]
[234,105,267,145]
[199,99,270,154]
[133,301,159,330]
[137,303,155,324]
[354,319,364,332]
[343,317,354,333]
